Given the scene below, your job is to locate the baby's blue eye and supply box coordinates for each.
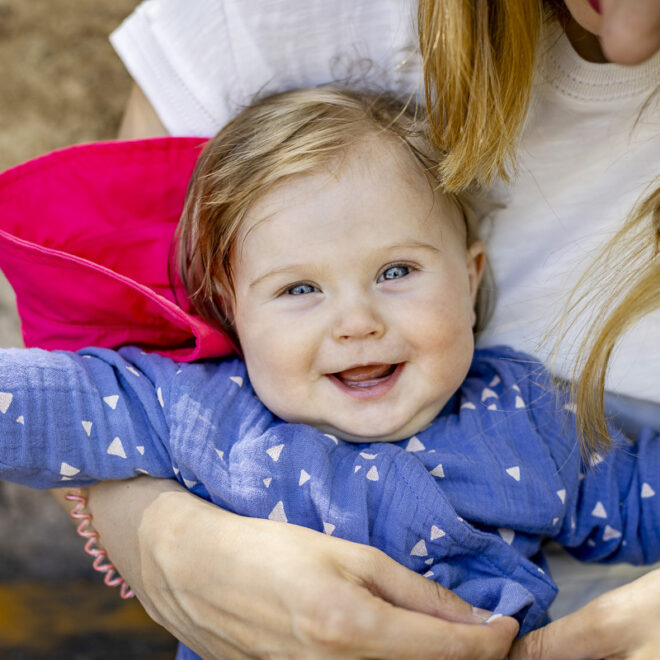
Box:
[287,283,318,295]
[378,265,411,282]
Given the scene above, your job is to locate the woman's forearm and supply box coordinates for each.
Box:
[83,477,518,659]
[85,477,183,601]
[117,84,168,140]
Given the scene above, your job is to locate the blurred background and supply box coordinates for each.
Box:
[0,1,177,656]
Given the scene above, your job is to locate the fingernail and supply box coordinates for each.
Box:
[471,606,493,622]
[485,613,504,625]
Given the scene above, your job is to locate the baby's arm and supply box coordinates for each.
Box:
[0,346,174,488]
[556,425,660,564]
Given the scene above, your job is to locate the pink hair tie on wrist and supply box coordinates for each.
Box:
[65,488,134,599]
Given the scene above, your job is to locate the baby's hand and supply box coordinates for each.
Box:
[510,568,660,659]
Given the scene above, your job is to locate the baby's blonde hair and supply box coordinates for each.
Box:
[177,86,492,347]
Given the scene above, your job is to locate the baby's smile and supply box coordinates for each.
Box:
[327,362,404,400]
[230,136,484,442]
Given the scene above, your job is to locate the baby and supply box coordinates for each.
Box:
[1,88,659,641]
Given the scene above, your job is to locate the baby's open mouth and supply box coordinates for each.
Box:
[332,363,399,388]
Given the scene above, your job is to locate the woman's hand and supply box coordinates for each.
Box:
[89,477,517,659]
[510,568,660,660]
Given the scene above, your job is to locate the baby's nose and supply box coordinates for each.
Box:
[331,301,386,342]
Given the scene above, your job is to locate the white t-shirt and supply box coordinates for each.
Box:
[111,0,660,405]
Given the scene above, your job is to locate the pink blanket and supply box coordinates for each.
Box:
[0,138,234,360]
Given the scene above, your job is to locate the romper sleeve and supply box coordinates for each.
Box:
[520,363,660,565]
[556,425,660,565]
[0,346,178,488]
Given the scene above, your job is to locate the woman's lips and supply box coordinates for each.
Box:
[328,363,403,400]
[588,0,601,14]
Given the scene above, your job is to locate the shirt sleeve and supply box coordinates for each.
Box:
[556,425,660,565]
[519,364,660,565]
[109,0,422,136]
[0,346,176,488]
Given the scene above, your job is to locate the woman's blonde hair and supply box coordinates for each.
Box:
[420,0,658,455]
[559,184,660,455]
[418,0,565,191]
[176,86,493,347]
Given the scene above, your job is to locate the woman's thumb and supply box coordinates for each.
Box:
[365,551,497,625]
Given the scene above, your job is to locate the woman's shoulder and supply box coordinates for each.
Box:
[110,0,421,135]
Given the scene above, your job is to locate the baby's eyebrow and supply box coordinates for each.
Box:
[249,264,312,289]
[384,240,441,253]
[248,241,441,289]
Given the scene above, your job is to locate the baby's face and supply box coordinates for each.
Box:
[229,137,484,442]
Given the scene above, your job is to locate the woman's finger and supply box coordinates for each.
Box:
[356,546,491,624]
[362,599,519,660]
[509,605,610,660]
[510,569,660,660]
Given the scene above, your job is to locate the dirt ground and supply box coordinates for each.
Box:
[0,0,142,577]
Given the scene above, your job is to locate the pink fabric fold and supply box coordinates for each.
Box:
[0,137,235,360]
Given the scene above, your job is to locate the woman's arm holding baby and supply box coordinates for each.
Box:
[90,476,517,659]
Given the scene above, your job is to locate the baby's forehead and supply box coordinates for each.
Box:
[235,136,464,255]
[252,131,456,217]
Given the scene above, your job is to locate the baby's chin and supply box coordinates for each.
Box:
[314,414,436,445]
[266,397,445,444]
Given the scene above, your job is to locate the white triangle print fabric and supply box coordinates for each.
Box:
[498,528,515,545]
[266,444,284,462]
[406,436,425,452]
[410,539,428,556]
[430,463,445,478]
[481,388,498,401]
[0,392,12,414]
[268,501,287,522]
[506,466,521,482]
[602,525,622,542]
[107,436,127,458]
[60,462,80,477]
[103,394,119,409]
[641,483,656,498]
[430,525,445,540]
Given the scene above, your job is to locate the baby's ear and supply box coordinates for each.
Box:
[466,241,486,304]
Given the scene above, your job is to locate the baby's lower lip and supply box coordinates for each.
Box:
[327,363,404,400]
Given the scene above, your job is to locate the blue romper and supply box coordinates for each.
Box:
[1,345,659,657]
